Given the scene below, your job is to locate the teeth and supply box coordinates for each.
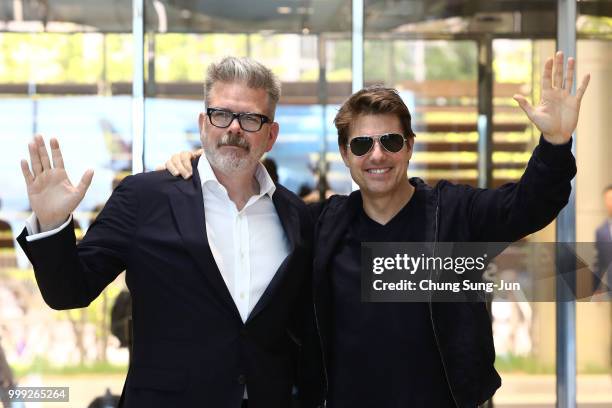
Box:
[368,168,389,174]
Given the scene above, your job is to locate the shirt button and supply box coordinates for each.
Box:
[240,292,245,299]
[238,374,247,385]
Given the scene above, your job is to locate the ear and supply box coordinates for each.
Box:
[340,144,350,167]
[198,112,206,135]
[264,121,280,152]
[406,136,415,161]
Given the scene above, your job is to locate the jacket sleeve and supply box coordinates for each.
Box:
[462,135,576,242]
[17,175,139,310]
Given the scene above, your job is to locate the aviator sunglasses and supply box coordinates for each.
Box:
[347,133,408,156]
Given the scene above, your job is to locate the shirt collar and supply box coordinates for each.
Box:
[197,155,276,198]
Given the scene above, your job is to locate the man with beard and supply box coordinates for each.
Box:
[17,57,315,408]
[165,51,589,407]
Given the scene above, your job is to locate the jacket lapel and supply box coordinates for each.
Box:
[168,157,241,320]
[247,187,299,322]
[416,178,438,243]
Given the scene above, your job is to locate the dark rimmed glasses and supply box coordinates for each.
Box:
[206,107,271,132]
[347,133,408,156]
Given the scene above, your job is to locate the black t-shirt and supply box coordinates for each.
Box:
[328,187,455,408]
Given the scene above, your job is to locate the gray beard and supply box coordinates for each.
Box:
[204,148,253,173]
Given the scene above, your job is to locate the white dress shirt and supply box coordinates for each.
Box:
[25,157,291,324]
[198,157,290,322]
[25,214,73,242]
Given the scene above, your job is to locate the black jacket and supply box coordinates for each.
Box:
[18,158,314,408]
[306,136,576,407]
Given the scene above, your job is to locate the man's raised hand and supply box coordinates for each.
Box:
[21,135,94,232]
[513,51,590,145]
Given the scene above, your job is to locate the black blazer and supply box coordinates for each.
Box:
[18,158,314,408]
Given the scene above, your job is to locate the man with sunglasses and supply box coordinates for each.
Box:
[17,57,315,408]
[166,51,589,407]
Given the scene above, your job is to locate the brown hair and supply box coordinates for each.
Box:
[334,85,416,149]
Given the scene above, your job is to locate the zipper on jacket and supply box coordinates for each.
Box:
[313,300,328,407]
[427,199,460,408]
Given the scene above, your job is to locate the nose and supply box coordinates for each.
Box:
[227,116,242,134]
[368,139,386,161]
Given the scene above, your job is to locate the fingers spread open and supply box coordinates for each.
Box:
[50,138,65,169]
[513,94,535,122]
[20,159,34,186]
[542,57,553,90]
[564,57,575,93]
[553,51,564,89]
[77,169,94,196]
[28,141,42,176]
[576,74,591,102]
[36,135,52,171]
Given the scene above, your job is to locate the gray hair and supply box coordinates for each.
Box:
[204,56,281,118]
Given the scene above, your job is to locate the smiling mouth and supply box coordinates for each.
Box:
[366,168,391,174]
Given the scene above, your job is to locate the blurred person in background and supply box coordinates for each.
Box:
[594,184,612,293]
[0,198,15,408]
[0,199,11,236]
[0,337,15,408]
[261,157,279,184]
[594,184,612,368]
[297,184,313,200]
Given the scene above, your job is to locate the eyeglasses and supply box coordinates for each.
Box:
[206,107,271,132]
[347,133,408,156]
